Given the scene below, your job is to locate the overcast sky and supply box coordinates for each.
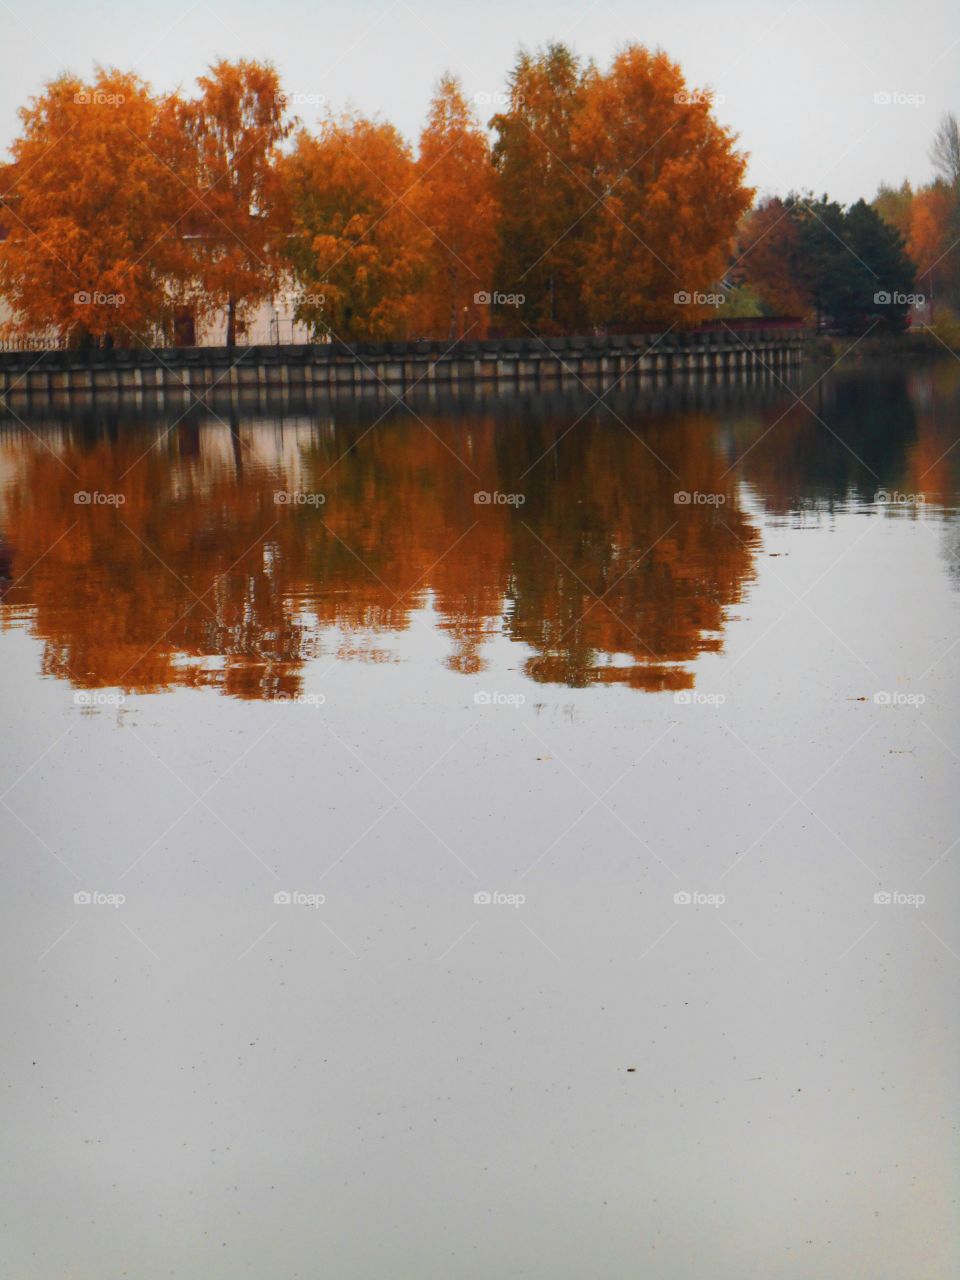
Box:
[1,0,957,204]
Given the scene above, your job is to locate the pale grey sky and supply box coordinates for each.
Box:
[1,0,957,204]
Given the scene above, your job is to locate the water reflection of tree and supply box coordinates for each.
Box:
[733,368,920,514]
[0,396,762,698]
[733,361,960,518]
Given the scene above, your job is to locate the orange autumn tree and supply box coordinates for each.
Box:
[178,60,294,346]
[490,43,593,332]
[0,68,185,346]
[872,116,960,321]
[909,183,959,315]
[735,195,809,316]
[282,114,430,341]
[407,75,499,339]
[573,46,752,329]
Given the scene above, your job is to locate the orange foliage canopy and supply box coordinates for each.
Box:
[573,47,753,328]
[0,46,754,344]
[283,115,430,341]
[0,68,186,343]
[908,183,957,297]
[734,196,809,316]
[407,75,499,339]
[490,43,592,333]
[488,43,751,332]
[872,173,960,317]
[176,59,293,346]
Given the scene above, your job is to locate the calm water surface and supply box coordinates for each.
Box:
[1,361,958,1278]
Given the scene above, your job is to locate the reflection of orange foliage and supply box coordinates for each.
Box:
[901,364,960,501]
[0,428,314,698]
[0,403,759,698]
[499,416,758,689]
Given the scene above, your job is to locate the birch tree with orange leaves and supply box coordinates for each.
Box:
[573,46,752,329]
[0,68,185,346]
[907,183,959,313]
[407,75,499,339]
[282,115,430,341]
[177,60,293,346]
[490,43,593,333]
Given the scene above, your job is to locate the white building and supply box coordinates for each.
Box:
[0,286,320,350]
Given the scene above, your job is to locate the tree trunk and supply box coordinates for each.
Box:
[226,297,236,348]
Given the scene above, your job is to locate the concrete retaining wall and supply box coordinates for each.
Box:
[0,331,805,400]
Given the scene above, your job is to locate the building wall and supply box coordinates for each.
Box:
[193,295,317,347]
[0,291,321,350]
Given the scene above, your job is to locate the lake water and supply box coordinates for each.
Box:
[1,359,957,1278]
